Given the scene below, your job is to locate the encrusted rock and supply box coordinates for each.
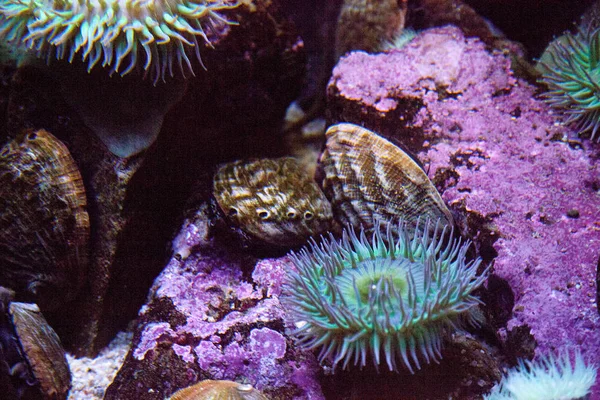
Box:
[105,249,323,400]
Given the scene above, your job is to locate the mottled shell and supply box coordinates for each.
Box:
[9,302,71,399]
[0,129,89,311]
[213,157,334,247]
[335,0,407,58]
[318,123,453,233]
[169,380,269,400]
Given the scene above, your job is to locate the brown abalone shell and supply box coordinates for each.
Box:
[213,157,335,247]
[0,129,89,311]
[169,380,268,400]
[318,123,453,233]
[9,301,71,399]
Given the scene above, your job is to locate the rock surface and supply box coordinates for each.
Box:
[108,211,501,399]
[328,25,600,396]
[105,216,324,399]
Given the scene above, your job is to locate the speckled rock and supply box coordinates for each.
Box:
[105,242,324,399]
[328,25,600,396]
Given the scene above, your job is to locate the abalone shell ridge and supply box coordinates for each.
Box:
[212,157,334,247]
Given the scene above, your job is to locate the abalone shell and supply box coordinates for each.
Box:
[318,123,453,233]
[213,157,335,247]
[0,129,89,311]
[169,380,268,400]
[9,301,71,399]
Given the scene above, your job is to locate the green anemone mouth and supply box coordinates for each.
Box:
[334,258,426,321]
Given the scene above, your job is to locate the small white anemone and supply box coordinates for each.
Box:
[485,351,597,400]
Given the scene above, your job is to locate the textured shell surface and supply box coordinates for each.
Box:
[213,157,334,247]
[169,380,269,400]
[9,301,71,399]
[318,123,454,233]
[0,129,89,311]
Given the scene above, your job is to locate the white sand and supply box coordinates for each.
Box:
[67,331,133,400]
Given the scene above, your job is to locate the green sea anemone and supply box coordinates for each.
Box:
[0,0,240,83]
[284,219,487,373]
[484,351,597,400]
[537,23,600,141]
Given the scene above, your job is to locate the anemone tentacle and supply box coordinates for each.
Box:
[538,22,600,141]
[0,0,240,83]
[284,219,488,373]
[484,351,597,400]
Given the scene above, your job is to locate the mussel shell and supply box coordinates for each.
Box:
[6,301,70,399]
[169,380,268,400]
[318,123,453,232]
[0,129,89,310]
[213,157,335,247]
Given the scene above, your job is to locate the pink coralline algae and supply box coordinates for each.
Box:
[189,327,288,387]
[328,25,600,396]
[119,249,324,399]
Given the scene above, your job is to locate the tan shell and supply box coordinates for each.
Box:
[169,380,269,400]
[9,302,71,399]
[213,157,335,247]
[318,123,454,232]
[0,129,89,310]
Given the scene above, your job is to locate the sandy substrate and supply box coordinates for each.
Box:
[67,331,133,399]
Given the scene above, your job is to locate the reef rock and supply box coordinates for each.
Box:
[105,216,324,400]
[328,25,600,396]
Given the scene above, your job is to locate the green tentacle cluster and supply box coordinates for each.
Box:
[0,0,240,83]
[538,22,600,141]
[284,219,487,373]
